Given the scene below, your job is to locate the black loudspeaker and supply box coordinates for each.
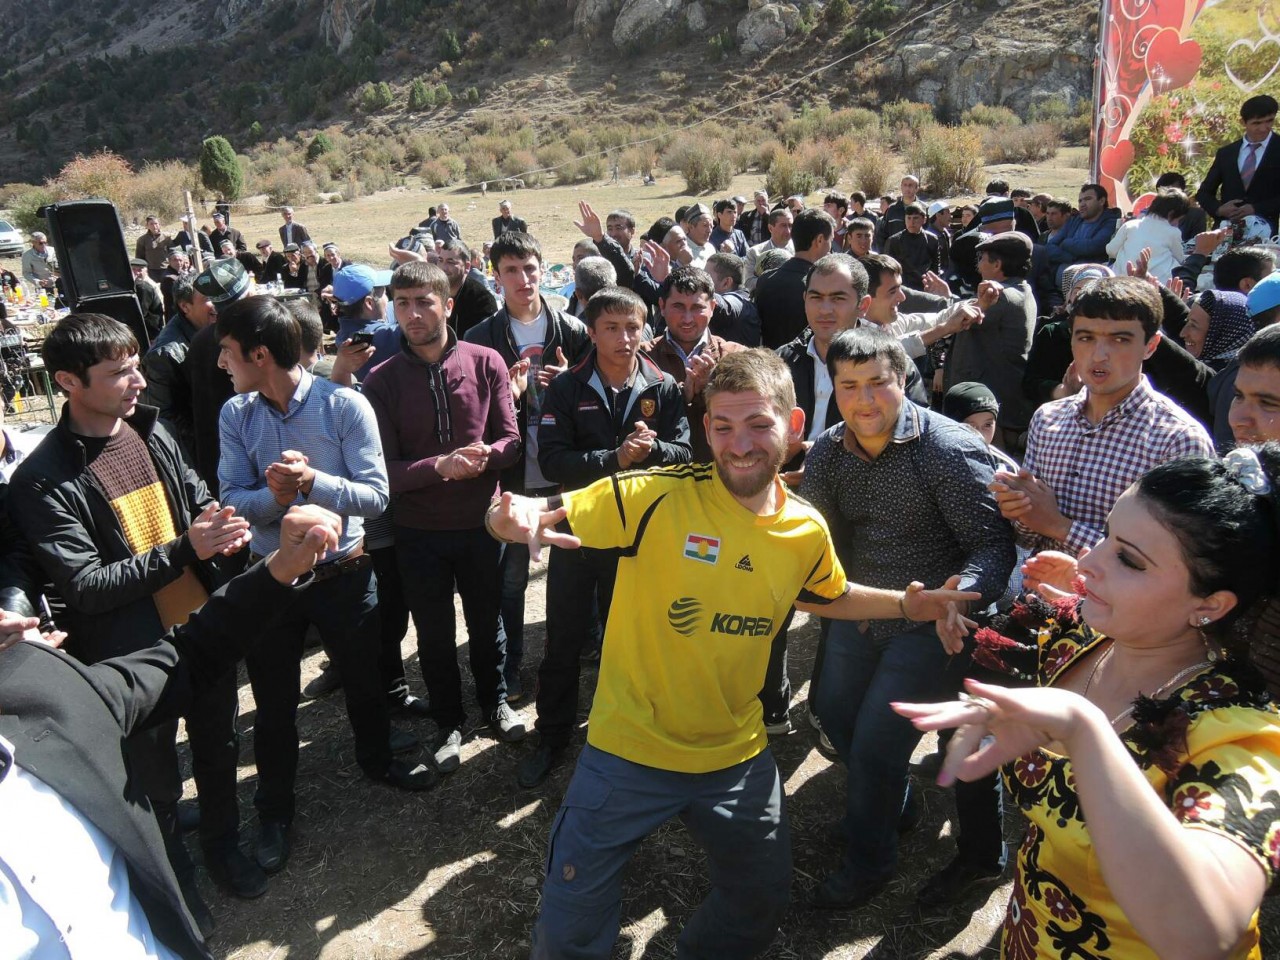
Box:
[42,200,150,348]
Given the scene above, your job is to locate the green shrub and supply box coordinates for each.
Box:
[306,132,335,161]
[199,136,243,200]
[765,151,819,198]
[129,160,198,222]
[961,104,1021,128]
[881,100,936,149]
[360,81,394,112]
[797,142,841,189]
[663,135,734,193]
[560,154,606,185]
[260,166,318,207]
[502,149,545,186]
[982,121,1060,163]
[1030,95,1091,144]
[903,124,984,195]
[435,83,452,105]
[439,29,462,61]
[11,186,55,234]
[535,143,574,171]
[464,150,501,184]
[408,77,435,111]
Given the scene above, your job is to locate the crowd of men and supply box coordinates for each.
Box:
[0,92,1278,958]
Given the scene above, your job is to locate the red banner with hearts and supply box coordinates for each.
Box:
[1091,0,1280,211]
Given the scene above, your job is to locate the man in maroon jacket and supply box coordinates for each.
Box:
[363,261,526,775]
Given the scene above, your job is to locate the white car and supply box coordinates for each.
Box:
[0,220,24,258]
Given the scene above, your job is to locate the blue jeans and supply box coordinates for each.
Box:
[532,744,790,960]
[815,619,948,881]
[497,540,530,681]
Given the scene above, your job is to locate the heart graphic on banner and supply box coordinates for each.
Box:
[1225,34,1280,92]
[1101,140,1136,180]
[1144,28,1203,91]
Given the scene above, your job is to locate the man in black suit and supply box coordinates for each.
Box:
[209,212,247,254]
[753,209,835,348]
[0,506,341,960]
[491,199,528,238]
[1196,94,1279,235]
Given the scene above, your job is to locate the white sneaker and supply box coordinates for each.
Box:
[433,728,463,773]
[490,703,528,742]
[765,715,794,736]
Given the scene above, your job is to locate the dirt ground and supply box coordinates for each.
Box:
[189,558,1280,960]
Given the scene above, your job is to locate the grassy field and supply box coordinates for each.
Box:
[162,147,1094,272]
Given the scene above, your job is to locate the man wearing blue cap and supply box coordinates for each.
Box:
[329,264,400,386]
[1211,271,1280,450]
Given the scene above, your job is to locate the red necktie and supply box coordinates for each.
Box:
[1242,142,1260,190]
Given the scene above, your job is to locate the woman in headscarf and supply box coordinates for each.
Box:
[1180,289,1252,371]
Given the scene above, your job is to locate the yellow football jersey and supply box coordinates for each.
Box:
[563,462,848,773]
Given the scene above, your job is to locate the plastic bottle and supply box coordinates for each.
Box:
[38,289,49,309]
[12,391,22,413]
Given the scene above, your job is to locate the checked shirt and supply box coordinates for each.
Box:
[1017,375,1213,555]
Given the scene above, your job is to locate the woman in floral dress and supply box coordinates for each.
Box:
[897,446,1280,959]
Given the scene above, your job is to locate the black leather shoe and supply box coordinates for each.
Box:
[205,846,269,899]
[378,758,439,791]
[178,876,216,937]
[389,727,420,754]
[812,868,888,910]
[177,800,201,833]
[517,738,566,789]
[392,693,432,718]
[254,820,291,875]
[915,854,1005,908]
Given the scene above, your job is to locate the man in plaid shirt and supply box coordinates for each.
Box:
[991,277,1214,554]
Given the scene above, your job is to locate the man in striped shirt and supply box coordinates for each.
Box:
[991,277,1214,554]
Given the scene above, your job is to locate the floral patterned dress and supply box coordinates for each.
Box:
[1000,602,1280,959]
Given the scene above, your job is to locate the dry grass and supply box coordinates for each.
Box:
[133,146,1098,278]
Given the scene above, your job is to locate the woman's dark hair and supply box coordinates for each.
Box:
[215,295,301,370]
[1136,444,1280,651]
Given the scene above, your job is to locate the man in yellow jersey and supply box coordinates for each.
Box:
[487,349,978,959]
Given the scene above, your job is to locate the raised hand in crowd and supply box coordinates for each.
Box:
[1192,226,1231,257]
[388,242,427,264]
[894,679,1089,787]
[330,339,375,386]
[990,468,1069,540]
[1020,547,1084,599]
[267,504,344,584]
[682,351,716,403]
[1052,359,1084,400]
[188,501,252,559]
[975,279,1003,311]
[574,200,604,242]
[537,346,569,389]
[508,357,531,400]
[1124,245,1153,279]
[921,270,951,298]
[642,239,671,282]
[484,490,582,562]
[617,420,657,468]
